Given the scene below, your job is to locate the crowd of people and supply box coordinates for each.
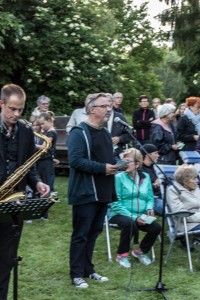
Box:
[1,85,200,297]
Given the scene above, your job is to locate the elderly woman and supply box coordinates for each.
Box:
[150,104,178,165]
[109,148,161,268]
[176,97,200,151]
[31,95,51,116]
[167,165,200,237]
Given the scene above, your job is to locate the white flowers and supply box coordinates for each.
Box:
[22,36,31,41]
[68,90,78,97]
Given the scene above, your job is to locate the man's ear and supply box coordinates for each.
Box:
[89,107,95,114]
[0,100,4,108]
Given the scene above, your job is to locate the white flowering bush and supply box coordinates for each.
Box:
[0,0,164,115]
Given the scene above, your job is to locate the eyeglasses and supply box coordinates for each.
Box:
[92,105,112,109]
[190,177,198,181]
[41,102,49,105]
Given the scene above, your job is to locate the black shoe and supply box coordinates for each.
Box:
[179,238,195,252]
[192,237,200,245]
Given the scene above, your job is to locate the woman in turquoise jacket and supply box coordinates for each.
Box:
[109,148,161,268]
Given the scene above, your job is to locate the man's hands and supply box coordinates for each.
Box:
[36,182,50,197]
[112,136,120,145]
[106,164,119,175]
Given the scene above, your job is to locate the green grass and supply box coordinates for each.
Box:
[9,176,200,300]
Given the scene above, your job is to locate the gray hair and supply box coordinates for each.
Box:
[113,92,123,99]
[86,92,108,113]
[37,95,51,106]
[174,165,198,187]
[105,93,113,102]
[85,94,94,106]
[157,104,175,118]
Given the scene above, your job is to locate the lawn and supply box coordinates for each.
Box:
[8,176,200,300]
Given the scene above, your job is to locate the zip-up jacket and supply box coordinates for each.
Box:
[109,170,154,221]
[67,122,114,205]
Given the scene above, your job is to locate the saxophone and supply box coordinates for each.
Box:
[0,131,51,203]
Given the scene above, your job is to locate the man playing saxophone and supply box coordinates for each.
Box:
[0,84,50,300]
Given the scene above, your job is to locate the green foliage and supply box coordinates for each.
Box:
[154,49,187,102]
[11,176,200,299]
[160,0,200,98]
[0,0,164,116]
[108,1,164,109]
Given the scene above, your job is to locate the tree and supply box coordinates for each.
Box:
[160,0,200,98]
[0,0,118,115]
[154,49,187,102]
[107,0,164,111]
[0,0,164,115]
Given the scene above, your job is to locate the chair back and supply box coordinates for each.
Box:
[179,151,200,164]
[155,164,178,181]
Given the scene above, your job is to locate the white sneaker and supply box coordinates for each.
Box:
[89,273,108,282]
[72,278,89,288]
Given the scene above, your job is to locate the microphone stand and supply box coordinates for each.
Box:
[120,124,181,300]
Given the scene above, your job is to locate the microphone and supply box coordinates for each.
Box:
[114,117,133,129]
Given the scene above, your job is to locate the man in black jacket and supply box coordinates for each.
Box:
[68,93,119,288]
[0,84,50,300]
[133,95,155,146]
[141,144,163,216]
[105,93,131,159]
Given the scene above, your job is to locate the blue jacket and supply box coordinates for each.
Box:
[67,122,112,205]
[109,171,154,221]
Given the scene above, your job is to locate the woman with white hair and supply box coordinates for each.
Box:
[31,95,51,116]
[167,165,200,240]
[150,103,178,165]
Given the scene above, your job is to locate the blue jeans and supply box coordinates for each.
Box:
[154,197,164,216]
[70,202,107,279]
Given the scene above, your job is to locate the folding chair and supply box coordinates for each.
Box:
[154,164,178,201]
[105,210,156,263]
[156,164,200,272]
[179,150,200,164]
[164,207,200,272]
[178,151,200,184]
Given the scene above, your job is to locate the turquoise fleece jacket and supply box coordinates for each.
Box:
[109,171,154,221]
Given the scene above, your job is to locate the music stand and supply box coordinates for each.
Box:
[0,198,54,300]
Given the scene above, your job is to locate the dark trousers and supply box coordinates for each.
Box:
[36,159,53,186]
[109,215,161,254]
[0,222,23,300]
[37,159,53,218]
[109,215,139,254]
[70,202,107,279]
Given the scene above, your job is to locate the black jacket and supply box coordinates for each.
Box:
[176,115,198,151]
[132,108,155,140]
[150,122,177,165]
[0,119,41,192]
[141,164,161,197]
[111,111,131,157]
